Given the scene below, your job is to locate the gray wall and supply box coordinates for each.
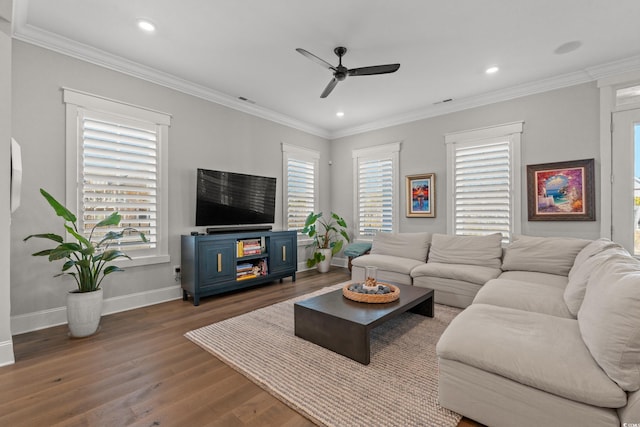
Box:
[10,41,330,321]
[10,39,604,335]
[331,82,601,240]
[0,0,14,365]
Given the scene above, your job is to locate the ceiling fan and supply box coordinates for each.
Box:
[296,46,400,98]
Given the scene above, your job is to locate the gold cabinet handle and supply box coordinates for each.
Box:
[217,253,222,272]
[282,246,286,261]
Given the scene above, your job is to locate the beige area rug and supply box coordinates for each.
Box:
[185,283,463,427]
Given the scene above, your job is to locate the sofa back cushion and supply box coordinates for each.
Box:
[427,233,502,268]
[370,232,431,262]
[578,253,640,391]
[564,245,627,317]
[501,235,590,276]
[569,238,621,281]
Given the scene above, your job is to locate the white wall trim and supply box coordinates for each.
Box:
[12,1,640,141]
[0,340,15,367]
[352,142,401,158]
[11,285,182,336]
[11,2,330,139]
[598,70,640,241]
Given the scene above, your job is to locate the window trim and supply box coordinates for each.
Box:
[445,122,523,241]
[281,143,319,240]
[352,142,401,240]
[63,88,171,267]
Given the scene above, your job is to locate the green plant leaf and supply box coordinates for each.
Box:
[23,233,64,243]
[31,249,53,257]
[65,224,91,247]
[100,249,131,262]
[331,239,344,256]
[98,231,124,246]
[95,212,122,228]
[340,230,350,243]
[103,265,124,275]
[48,243,81,261]
[304,212,321,227]
[62,260,76,271]
[40,189,76,223]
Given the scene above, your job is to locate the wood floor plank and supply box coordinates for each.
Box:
[1,268,483,426]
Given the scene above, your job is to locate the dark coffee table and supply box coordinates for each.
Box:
[294,283,434,364]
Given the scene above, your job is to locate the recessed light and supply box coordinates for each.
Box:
[336,111,345,118]
[137,19,156,33]
[485,66,499,75]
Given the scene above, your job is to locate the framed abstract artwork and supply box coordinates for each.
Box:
[526,158,595,221]
[406,173,435,217]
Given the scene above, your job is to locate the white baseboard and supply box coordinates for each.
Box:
[296,256,347,273]
[0,340,15,367]
[11,285,182,336]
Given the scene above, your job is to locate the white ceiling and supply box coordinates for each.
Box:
[12,0,640,138]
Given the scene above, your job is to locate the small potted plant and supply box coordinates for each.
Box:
[24,189,147,337]
[301,212,350,273]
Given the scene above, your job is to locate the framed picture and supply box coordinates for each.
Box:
[527,158,595,221]
[406,173,435,217]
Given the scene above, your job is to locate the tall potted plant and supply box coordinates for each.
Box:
[24,189,147,337]
[301,212,350,273]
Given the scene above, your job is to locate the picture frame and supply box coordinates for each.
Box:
[526,158,595,221]
[406,173,435,217]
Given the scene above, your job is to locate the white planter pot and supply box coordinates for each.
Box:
[66,288,103,338]
[316,248,333,273]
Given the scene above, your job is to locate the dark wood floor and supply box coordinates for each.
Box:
[1,268,482,427]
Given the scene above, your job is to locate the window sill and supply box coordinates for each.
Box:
[115,254,171,268]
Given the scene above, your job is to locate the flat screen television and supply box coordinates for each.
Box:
[196,168,277,230]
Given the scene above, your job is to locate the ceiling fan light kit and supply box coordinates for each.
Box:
[296,46,400,98]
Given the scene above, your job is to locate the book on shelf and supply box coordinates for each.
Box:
[236,273,257,281]
[237,238,263,257]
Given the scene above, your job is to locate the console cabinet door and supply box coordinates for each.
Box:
[198,239,236,285]
[269,233,296,273]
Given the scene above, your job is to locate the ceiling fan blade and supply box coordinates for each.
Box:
[320,77,339,98]
[348,63,400,76]
[296,48,337,71]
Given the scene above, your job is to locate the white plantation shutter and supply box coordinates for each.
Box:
[64,88,170,265]
[282,144,319,232]
[454,141,511,238]
[358,157,394,236]
[446,122,522,243]
[353,143,400,238]
[81,114,157,251]
[286,158,315,230]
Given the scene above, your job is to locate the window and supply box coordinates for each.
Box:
[445,122,523,242]
[352,142,400,238]
[64,88,170,266]
[282,143,319,233]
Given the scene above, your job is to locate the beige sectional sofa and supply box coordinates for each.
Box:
[351,232,640,426]
[351,232,504,307]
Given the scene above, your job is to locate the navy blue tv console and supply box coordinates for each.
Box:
[181,230,297,306]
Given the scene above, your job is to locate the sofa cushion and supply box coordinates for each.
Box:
[568,238,620,281]
[564,245,628,316]
[427,233,502,269]
[579,253,640,391]
[411,262,501,285]
[369,232,431,262]
[437,304,627,408]
[497,270,568,289]
[351,254,425,275]
[473,279,573,318]
[502,235,590,276]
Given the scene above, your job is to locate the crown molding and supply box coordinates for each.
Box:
[330,54,640,139]
[12,1,640,141]
[11,2,330,139]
